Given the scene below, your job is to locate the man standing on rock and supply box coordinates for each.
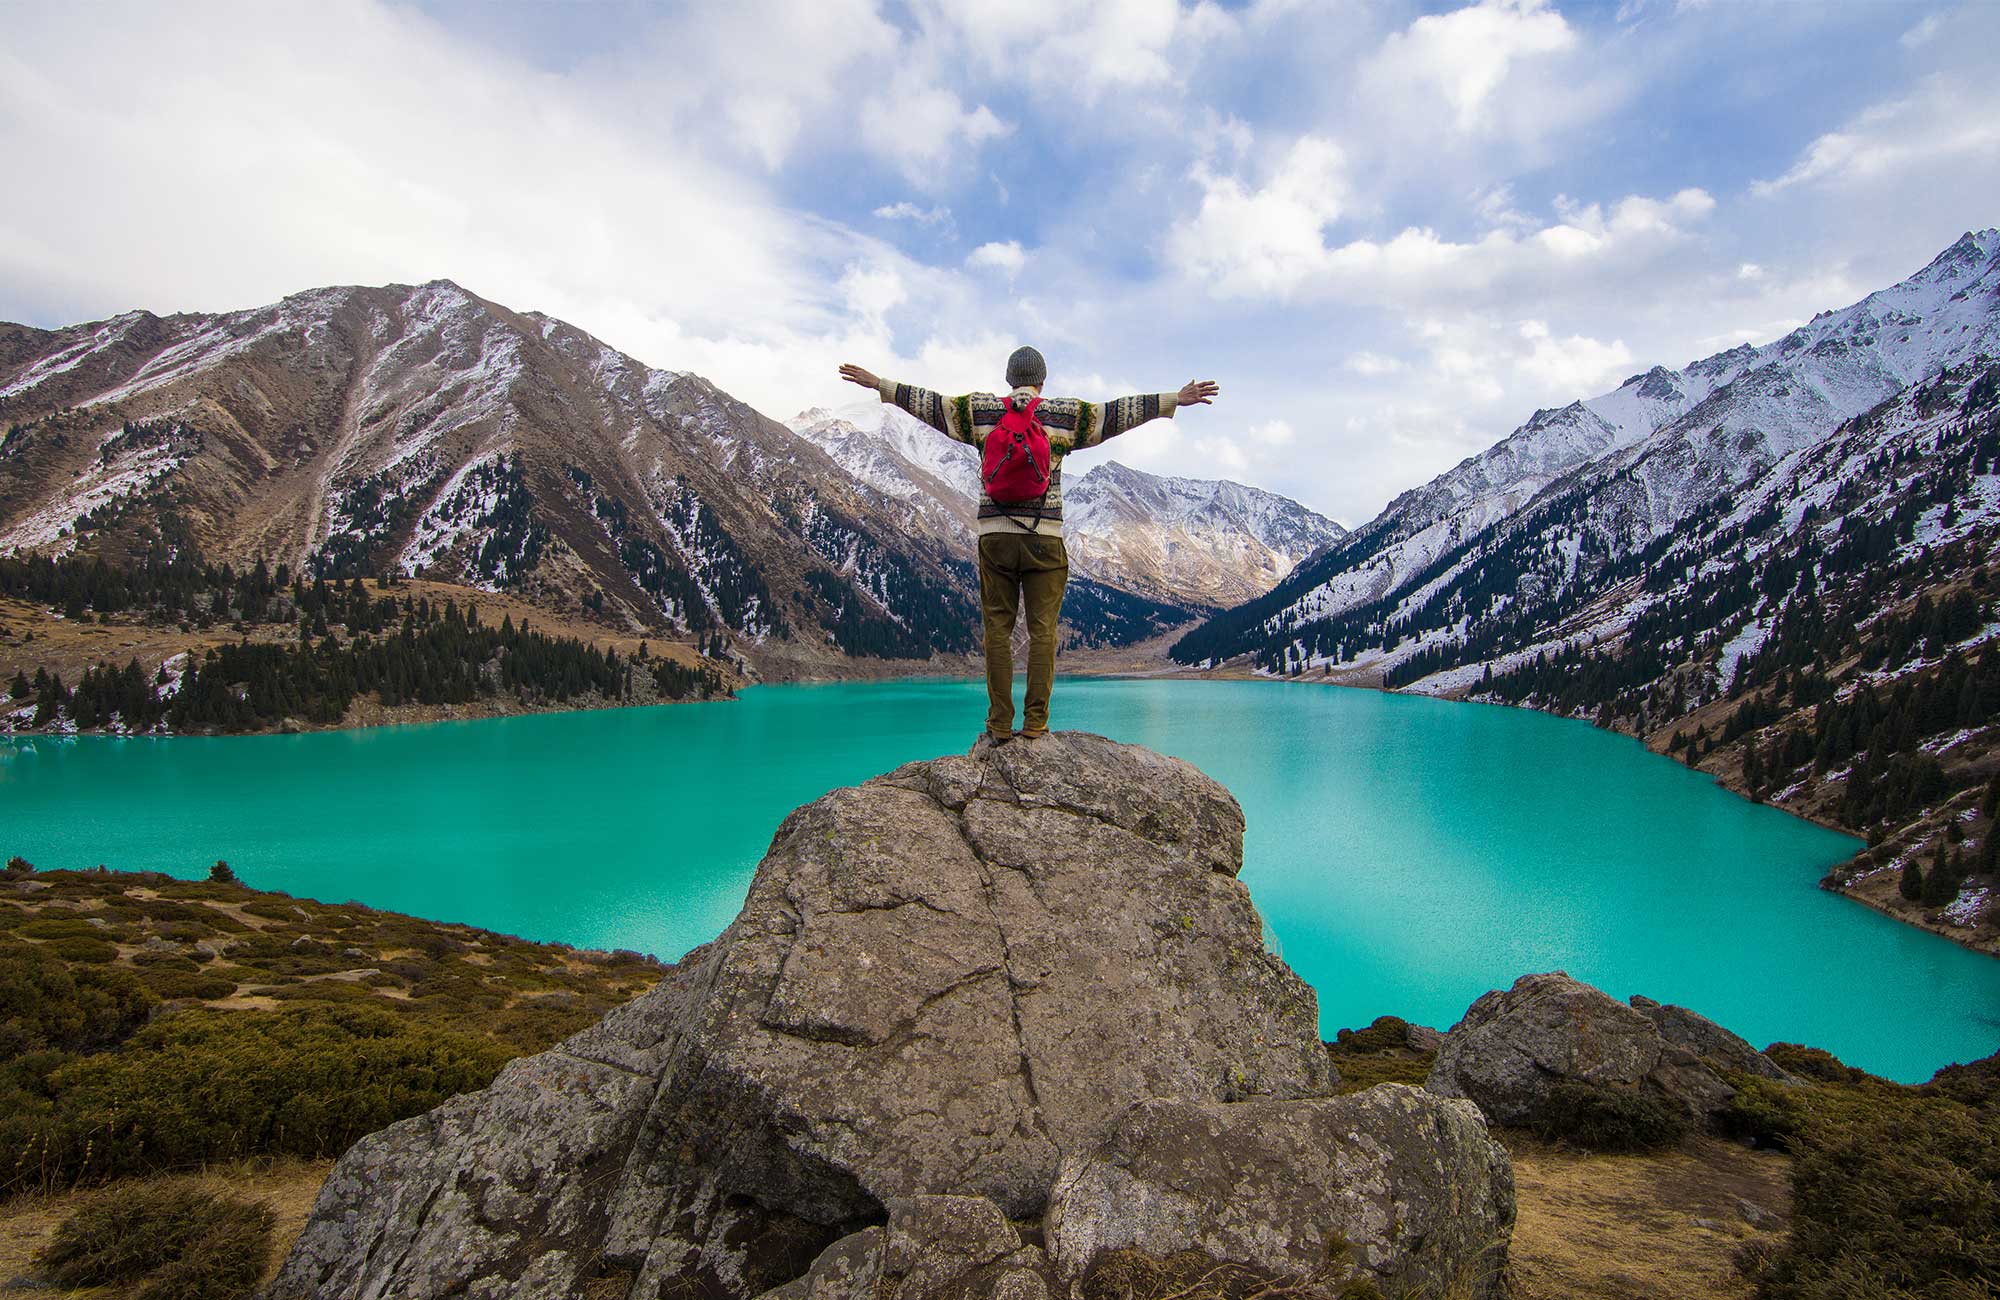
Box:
[839,348,1218,743]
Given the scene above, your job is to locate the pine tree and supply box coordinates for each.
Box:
[1922,842,1964,908]
[1900,855,1926,901]
[208,860,238,884]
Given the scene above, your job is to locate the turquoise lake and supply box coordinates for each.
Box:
[3,678,1995,1083]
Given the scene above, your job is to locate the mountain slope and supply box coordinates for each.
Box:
[788,402,1343,608]
[0,282,989,676]
[1175,230,2000,678]
[1063,461,1345,607]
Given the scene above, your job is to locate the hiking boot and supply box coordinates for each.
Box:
[1015,728,1049,741]
[974,729,1013,752]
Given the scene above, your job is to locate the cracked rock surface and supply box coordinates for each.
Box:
[269,733,1344,1299]
[1046,1087,1513,1299]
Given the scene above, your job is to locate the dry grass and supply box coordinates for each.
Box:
[0,1159,331,1298]
[0,870,665,1037]
[1503,1132,1791,1300]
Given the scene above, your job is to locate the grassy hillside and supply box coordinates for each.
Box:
[0,858,664,1197]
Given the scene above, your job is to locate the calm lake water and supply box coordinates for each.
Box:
[3,678,1995,1082]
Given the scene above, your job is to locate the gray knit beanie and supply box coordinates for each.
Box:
[1005,346,1047,390]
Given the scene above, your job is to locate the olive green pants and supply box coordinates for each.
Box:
[978,532,1068,736]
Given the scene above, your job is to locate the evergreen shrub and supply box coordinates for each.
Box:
[1530,1081,1690,1152]
[0,1004,509,1193]
[35,1182,273,1300]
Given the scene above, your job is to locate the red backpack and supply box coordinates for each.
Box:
[981,395,1052,521]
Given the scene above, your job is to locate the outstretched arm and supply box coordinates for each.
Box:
[1083,378,1220,447]
[838,363,964,442]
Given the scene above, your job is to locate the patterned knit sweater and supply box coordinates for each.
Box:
[876,378,1180,537]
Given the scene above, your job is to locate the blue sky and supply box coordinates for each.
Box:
[3,0,1997,524]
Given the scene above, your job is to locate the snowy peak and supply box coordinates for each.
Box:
[1175,228,2000,677]
[1908,228,2000,288]
[1064,459,1345,609]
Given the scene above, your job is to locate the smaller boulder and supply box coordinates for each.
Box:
[1046,1087,1513,1299]
[1426,973,1788,1129]
[757,1196,1049,1300]
[1629,995,1796,1082]
[1404,1022,1447,1053]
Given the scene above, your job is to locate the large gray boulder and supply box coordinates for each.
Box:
[1426,971,1788,1128]
[268,733,1345,1300]
[1045,1088,1514,1299]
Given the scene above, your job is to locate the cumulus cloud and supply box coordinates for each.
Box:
[1168,136,1348,296]
[591,0,1010,181]
[1515,320,1634,392]
[1362,0,1576,133]
[1168,132,1714,305]
[966,241,1027,276]
[858,75,1009,188]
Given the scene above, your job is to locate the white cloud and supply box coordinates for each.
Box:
[1169,134,1713,304]
[1364,0,1576,133]
[966,241,1026,276]
[1344,351,1406,376]
[1900,13,1943,48]
[916,0,1198,103]
[1753,74,2000,195]
[857,72,1010,187]
[1515,319,1634,392]
[592,0,1010,180]
[1168,136,1348,296]
[1368,0,1584,135]
[875,202,953,225]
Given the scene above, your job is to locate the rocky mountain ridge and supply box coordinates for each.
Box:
[1175,229,2000,678]
[0,283,1321,682]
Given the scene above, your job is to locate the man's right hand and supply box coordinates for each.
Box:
[1177,379,1220,407]
[839,363,881,390]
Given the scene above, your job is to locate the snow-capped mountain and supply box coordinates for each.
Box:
[1175,229,2000,678]
[787,402,1342,609]
[1063,461,1344,608]
[786,402,978,548]
[0,281,997,674]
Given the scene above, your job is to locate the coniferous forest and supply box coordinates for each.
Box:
[1,552,729,735]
